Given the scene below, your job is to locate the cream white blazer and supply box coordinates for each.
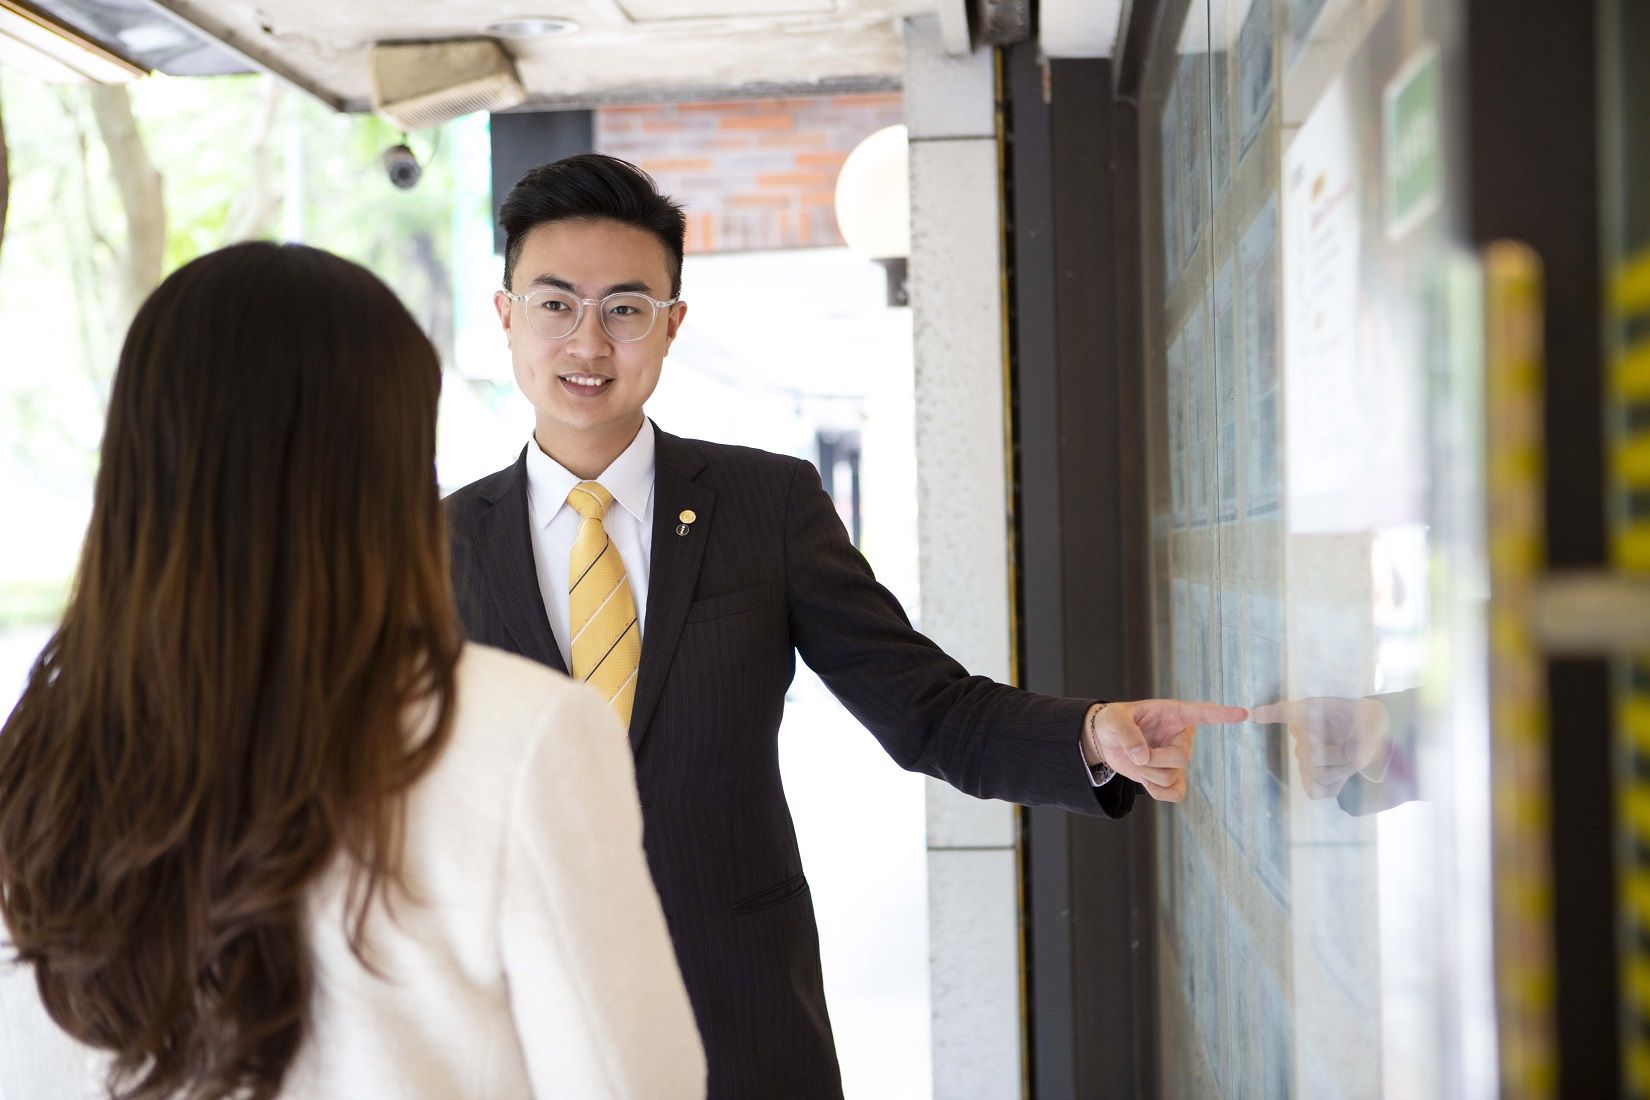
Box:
[0,644,705,1099]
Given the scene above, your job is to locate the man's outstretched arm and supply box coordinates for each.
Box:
[782,456,1245,814]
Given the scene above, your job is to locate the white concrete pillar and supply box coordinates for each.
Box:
[903,15,1024,1098]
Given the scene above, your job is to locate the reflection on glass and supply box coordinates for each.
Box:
[1237,0,1275,157]
[1146,0,1496,1096]
[1253,690,1419,814]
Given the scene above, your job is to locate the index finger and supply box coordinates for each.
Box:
[1167,701,1249,726]
[1249,701,1300,725]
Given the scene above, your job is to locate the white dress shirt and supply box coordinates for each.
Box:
[0,645,706,1099]
[526,421,656,672]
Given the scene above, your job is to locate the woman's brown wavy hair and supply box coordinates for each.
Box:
[0,241,461,1098]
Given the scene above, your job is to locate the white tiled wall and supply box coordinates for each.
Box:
[904,15,1026,1097]
[927,849,1023,1098]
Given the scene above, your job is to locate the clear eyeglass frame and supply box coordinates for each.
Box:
[501,287,681,343]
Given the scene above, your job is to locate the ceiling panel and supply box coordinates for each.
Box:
[617,0,837,21]
[145,0,922,110]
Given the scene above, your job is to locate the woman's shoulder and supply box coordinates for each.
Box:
[455,644,584,724]
[441,646,633,830]
[404,644,626,836]
[458,642,571,691]
[449,644,618,756]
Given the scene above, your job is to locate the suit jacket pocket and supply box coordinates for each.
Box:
[685,582,769,624]
[732,872,808,914]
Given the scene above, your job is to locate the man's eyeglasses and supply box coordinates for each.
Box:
[502,288,680,343]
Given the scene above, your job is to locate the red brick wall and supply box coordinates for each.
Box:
[596,93,904,254]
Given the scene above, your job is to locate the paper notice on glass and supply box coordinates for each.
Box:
[1282,77,1424,533]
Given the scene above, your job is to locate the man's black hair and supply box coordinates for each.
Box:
[498,154,687,297]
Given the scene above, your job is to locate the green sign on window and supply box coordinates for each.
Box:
[1384,46,1443,239]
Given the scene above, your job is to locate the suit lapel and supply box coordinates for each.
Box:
[478,448,567,675]
[632,426,714,752]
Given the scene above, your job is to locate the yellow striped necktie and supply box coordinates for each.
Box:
[566,481,640,726]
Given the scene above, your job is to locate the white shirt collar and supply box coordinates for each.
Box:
[524,419,656,528]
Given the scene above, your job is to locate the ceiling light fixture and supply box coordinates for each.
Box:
[0,0,145,83]
[484,16,581,39]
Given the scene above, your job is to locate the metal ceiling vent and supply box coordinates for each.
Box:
[369,38,526,131]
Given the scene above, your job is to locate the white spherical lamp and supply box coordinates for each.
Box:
[834,124,911,305]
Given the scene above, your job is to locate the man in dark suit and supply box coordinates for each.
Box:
[445,154,1246,1098]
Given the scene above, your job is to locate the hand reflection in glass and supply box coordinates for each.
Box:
[1250,696,1394,801]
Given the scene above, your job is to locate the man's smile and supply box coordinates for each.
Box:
[558,371,614,395]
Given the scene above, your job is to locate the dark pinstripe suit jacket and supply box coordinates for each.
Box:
[444,425,1135,1099]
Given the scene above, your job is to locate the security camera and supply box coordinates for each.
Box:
[382,143,422,190]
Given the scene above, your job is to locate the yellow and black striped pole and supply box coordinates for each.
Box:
[1610,244,1650,1095]
[1484,240,1558,1097]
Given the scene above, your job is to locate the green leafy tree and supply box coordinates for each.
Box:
[0,69,469,628]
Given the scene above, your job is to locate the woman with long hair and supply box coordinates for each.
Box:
[0,241,703,1099]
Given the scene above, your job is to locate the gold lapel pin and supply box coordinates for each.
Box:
[677,509,696,537]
